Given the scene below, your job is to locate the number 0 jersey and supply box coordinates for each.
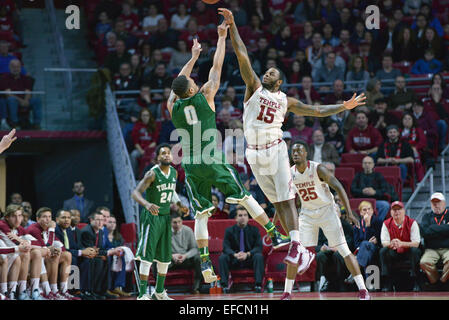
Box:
[145,165,177,216]
[243,86,288,146]
[291,161,335,212]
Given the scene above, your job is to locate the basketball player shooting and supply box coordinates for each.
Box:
[278,142,370,300]
[219,8,366,270]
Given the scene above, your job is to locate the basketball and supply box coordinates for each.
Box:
[202,0,220,4]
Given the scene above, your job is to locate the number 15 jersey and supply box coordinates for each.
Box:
[243,86,288,146]
[291,161,335,212]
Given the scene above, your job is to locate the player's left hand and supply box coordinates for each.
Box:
[217,21,229,38]
[0,128,17,154]
[343,93,366,110]
[218,8,235,25]
[191,38,202,59]
[349,213,360,228]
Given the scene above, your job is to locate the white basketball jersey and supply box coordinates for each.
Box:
[243,86,288,145]
[291,160,335,212]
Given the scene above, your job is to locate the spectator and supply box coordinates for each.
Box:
[133,84,160,120]
[431,72,449,99]
[268,13,287,37]
[321,23,340,47]
[113,62,140,94]
[210,193,230,219]
[168,40,191,75]
[297,21,314,51]
[296,76,320,105]
[95,11,113,39]
[418,27,444,60]
[345,110,383,155]
[26,207,73,299]
[130,54,144,84]
[324,119,345,154]
[334,28,356,63]
[365,78,385,109]
[1,59,42,129]
[411,48,442,75]
[393,26,418,63]
[312,42,346,77]
[293,0,319,23]
[143,63,173,92]
[377,124,415,182]
[369,97,401,139]
[412,13,429,43]
[416,3,444,37]
[376,17,400,55]
[400,112,427,181]
[245,0,271,25]
[353,201,383,276]
[323,79,351,105]
[103,39,131,76]
[20,201,35,228]
[118,2,139,33]
[313,52,345,85]
[169,213,202,294]
[63,181,95,223]
[130,107,161,177]
[419,192,449,286]
[149,18,179,51]
[217,109,231,141]
[191,0,217,29]
[229,0,247,27]
[143,49,164,79]
[272,25,296,58]
[70,209,81,230]
[0,40,25,75]
[288,114,313,145]
[345,55,370,91]
[9,192,22,205]
[308,129,340,166]
[245,15,265,52]
[306,32,324,68]
[224,86,240,108]
[94,0,122,22]
[219,206,264,293]
[350,20,366,45]
[140,42,152,71]
[218,96,242,120]
[375,54,402,84]
[388,76,418,112]
[412,100,441,153]
[80,212,123,300]
[351,156,396,221]
[142,4,165,33]
[55,209,95,300]
[0,204,44,300]
[268,0,292,16]
[178,18,207,50]
[170,3,190,31]
[328,107,355,136]
[380,201,421,292]
[423,84,449,144]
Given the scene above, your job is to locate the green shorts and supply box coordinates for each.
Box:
[182,159,250,217]
[135,212,171,263]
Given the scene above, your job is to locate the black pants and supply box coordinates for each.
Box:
[169,255,202,291]
[80,256,110,294]
[219,253,264,287]
[379,247,421,278]
[315,250,348,289]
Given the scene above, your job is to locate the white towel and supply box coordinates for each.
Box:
[111,246,135,272]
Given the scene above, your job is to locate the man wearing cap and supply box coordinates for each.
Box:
[376,124,414,182]
[379,201,421,292]
[419,192,449,286]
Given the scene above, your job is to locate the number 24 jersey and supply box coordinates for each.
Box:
[291,160,335,212]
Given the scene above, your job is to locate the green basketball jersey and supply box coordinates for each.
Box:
[145,165,177,216]
[171,92,219,164]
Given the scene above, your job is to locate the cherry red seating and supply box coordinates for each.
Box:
[77,223,87,229]
[341,153,365,164]
[335,167,355,197]
[338,162,363,173]
[120,222,138,254]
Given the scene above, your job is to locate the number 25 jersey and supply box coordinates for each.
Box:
[291,160,335,212]
[243,86,288,146]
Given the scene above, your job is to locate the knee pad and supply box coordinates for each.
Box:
[194,214,209,241]
[139,260,152,276]
[239,195,264,219]
[156,261,170,275]
[335,243,352,258]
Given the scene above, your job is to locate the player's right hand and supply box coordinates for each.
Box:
[145,202,160,215]
[217,20,229,38]
[191,38,202,58]
[218,8,234,25]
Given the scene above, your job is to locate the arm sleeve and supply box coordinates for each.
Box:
[410,221,421,244]
[350,173,364,198]
[249,227,263,256]
[184,228,199,259]
[222,229,235,256]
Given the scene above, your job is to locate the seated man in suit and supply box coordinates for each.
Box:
[80,211,123,300]
[55,209,97,299]
[26,207,73,300]
[219,206,264,293]
[63,181,95,223]
[308,129,340,166]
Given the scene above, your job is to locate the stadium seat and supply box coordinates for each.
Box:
[374,166,402,201]
[77,222,87,229]
[120,222,137,254]
[335,167,355,197]
[341,153,365,164]
[338,162,363,173]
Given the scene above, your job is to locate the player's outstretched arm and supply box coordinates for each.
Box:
[219,8,260,98]
[201,21,229,106]
[317,164,360,228]
[287,93,366,117]
[167,38,202,116]
[0,129,17,154]
[131,170,159,215]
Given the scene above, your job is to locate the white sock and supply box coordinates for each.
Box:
[354,274,367,291]
[31,278,40,292]
[50,283,58,294]
[8,281,17,293]
[59,282,67,293]
[289,230,300,243]
[18,280,27,294]
[41,281,51,295]
[0,282,6,294]
[284,279,294,294]
[139,261,152,276]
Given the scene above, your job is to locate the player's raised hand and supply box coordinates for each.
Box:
[343,93,366,110]
[191,38,202,59]
[217,20,229,38]
[218,8,234,25]
[0,128,17,154]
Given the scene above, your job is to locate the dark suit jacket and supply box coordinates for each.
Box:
[308,143,340,166]
[55,225,83,258]
[222,224,262,257]
[80,224,108,256]
[63,196,95,223]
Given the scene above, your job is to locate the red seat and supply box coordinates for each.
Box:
[349,198,377,216]
[374,166,401,178]
[335,167,355,197]
[338,162,363,173]
[383,175,403,202]
[409,74,432,87]
[77,223,87,229]
[120,223,138,254]
[341,153,365,164]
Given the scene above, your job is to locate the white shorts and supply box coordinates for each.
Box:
[0,239,19,272]
[298,204,347,248]
[245,140,295,203]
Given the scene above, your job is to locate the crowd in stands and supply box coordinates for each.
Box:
[0,2,42,130]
